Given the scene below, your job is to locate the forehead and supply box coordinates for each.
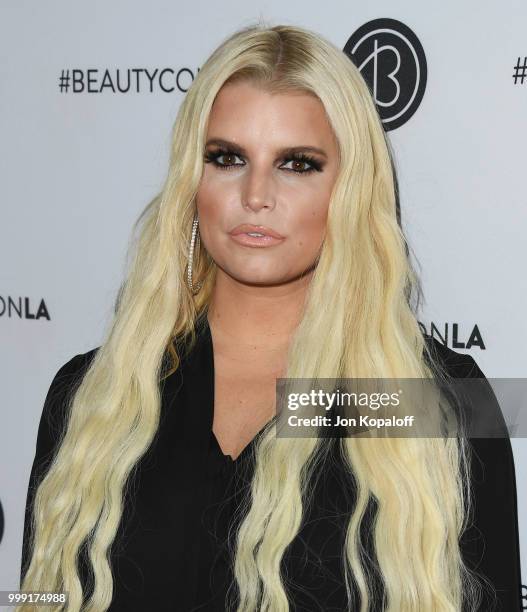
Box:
[206,81,335,145]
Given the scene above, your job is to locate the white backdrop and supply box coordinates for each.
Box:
[1,0,525,601]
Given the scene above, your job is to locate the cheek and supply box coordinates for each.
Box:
[196,171,239,218]
[196,177,220,213]
[195,180,236,258]
[195,181,227,234]
[291,202,329,251]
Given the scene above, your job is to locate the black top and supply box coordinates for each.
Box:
[21,316,523,611]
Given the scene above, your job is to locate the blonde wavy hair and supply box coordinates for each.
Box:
[19,21,488,612]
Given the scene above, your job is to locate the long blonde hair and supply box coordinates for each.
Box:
[20,21,487,611]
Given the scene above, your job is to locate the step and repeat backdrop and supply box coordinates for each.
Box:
[1,0,525,603]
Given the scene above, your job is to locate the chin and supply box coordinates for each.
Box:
[226,268,287,286]
[239,274,284,286]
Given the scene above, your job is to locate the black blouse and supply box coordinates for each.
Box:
[21,315,523,611]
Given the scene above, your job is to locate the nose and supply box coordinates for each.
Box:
[242,166,276,212]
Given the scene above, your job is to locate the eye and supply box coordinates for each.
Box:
[204,148,244,170]
[280,153,322,174]
[203,148,324,174]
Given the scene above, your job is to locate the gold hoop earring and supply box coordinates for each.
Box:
[186,213,203,295]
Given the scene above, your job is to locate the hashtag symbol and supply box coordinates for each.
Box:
[59,69,70,92]
[512,57,527,84]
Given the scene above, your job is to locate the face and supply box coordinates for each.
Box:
[195,80,340,287]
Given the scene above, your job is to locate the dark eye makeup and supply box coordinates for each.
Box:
[204,147,324,174]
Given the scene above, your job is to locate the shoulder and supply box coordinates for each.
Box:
[423,335,485,379]
[51,347,100,387]
[43,348,100,409]
[51,347,100,381]
[423,335,509,435]
[36,347,100,455]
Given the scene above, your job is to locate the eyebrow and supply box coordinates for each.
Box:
[204,138,328,160]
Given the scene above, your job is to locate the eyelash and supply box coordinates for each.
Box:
[204,148,323,174]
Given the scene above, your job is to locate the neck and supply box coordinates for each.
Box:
[206,268,312,349]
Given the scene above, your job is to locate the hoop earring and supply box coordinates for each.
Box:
[187,213,203,295]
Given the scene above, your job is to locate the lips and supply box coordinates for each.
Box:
[230,224,284,239]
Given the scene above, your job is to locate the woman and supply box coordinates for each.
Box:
[19,23,522,612]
